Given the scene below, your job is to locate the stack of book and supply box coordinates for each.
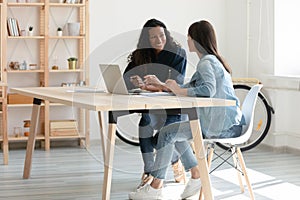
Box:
[7,18,20,36]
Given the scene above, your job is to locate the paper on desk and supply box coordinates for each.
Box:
[66,87,105,93]
[139,92,174,96]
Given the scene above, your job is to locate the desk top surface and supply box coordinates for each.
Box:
[11,87,235,111]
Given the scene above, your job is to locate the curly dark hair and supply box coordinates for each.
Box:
[188,20,232,74]
[128,18,180,66]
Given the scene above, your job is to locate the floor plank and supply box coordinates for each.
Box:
[1,139,300,199]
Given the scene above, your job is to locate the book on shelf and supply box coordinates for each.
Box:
[7,18,20,36]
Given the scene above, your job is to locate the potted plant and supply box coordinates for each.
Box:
[28,26,33,36]
[57,27,63,36]
[67,57,78,70]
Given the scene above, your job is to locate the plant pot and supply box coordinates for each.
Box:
[28,31,33,36]
[68,60,77,70]
[67,22,80,36]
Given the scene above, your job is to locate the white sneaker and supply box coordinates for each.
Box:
[129,184,164,200]
[180,178,201,199]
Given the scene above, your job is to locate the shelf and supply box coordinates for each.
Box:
[50,3,85,7]
[49,69,83,72]
[49,36,85,39]
[50,135,85,139]
[7,70,44,73]
[7,3,44,7]
[8,104,35,108]
[1,135,84,142]
[7,103,73,108]
[7,2,85,8]
[7,69,84,73]
[7,135,45,141]
[8,36,45,39]
[49,103,68,106]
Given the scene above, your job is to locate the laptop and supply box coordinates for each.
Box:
[99,64,131,95]
[99,64,173,96]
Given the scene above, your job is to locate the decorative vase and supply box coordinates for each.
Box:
[67,22,80,36]
[57,30,63,36]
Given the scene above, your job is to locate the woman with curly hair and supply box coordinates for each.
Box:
[123,18,188,189]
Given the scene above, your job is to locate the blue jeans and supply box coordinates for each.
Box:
[150,121,243,179]
[150,121,197,179]
[139,112,187,173]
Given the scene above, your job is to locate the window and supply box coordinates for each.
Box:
[274,1,300,76]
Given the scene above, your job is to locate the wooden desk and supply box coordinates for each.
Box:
[11,87,235,200]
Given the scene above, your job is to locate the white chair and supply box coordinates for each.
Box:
[199,84,262,200]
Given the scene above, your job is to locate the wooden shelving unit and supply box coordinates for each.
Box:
[0,0,89,162]
[1,1,9,165]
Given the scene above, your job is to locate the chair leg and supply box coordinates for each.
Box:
[199,145,214,200]
[236,147,255,200]
[231,147,244,193]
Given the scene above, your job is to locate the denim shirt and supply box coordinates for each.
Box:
[183,54,244,138]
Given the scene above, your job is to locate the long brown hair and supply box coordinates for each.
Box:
[188,20,232,74]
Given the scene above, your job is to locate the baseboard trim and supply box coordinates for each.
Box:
[258,143,300,155]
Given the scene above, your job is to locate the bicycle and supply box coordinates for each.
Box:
[116,78,274,151]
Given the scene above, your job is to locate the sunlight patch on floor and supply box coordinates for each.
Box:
[213,168,300,199]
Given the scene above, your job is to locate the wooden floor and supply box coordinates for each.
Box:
[1,139,300,200]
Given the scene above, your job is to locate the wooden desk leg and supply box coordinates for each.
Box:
[189,119,213,200]
[23,99,41,179]
[102,123,116,200]
[98,111,107,160]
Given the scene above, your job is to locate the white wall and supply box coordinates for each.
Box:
[89,0,300,151]
[88,0,230,139]
[89,0,241,79]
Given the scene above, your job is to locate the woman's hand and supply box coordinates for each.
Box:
[165,79,179,91]
[165,79,187,96]
[143,75,163,86]
[143,75,166,91]
[130,75,145,88]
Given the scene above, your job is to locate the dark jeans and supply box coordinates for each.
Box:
[138,113,186,173]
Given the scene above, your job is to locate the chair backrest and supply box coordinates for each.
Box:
[240,84,263,139]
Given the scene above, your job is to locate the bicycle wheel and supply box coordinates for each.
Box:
[217,84,273,151]
[116,113,140,146]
